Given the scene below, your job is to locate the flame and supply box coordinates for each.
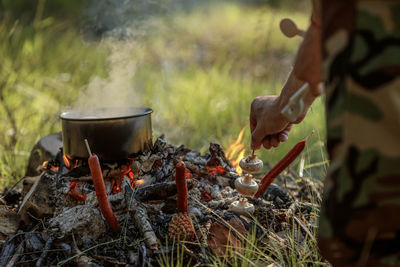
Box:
[63,153,77,170]
[226,126,247,174]
[40,160,59,172]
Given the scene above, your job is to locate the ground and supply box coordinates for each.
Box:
[0,1,329,266]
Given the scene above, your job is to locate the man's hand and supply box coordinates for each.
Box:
[250,96,292,150]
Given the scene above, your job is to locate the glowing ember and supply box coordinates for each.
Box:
[226,126,247,174]
[201,191,212,202]
[185,170,192,179]
[68,181,86,202]
[134,179,146,187]
[206,166,226,175]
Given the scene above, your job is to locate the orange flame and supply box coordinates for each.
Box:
[226,126,247,175]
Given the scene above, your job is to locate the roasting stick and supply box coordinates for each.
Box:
[254,131,314,199]
[84,139,121,233]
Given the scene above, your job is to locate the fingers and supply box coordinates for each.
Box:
[279,124,292,142]
[270,135,280,147]
[260,125,293,150]
[262,137,272,149]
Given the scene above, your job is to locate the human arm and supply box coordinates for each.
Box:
[250,0,322,150]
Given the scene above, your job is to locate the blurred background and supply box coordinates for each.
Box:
[0,0,327,189]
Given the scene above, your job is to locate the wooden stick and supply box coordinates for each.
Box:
[135,180,198,202]
[5,242,23,267]
[131,205,158,249]
[84,139,92,156]
[35,237,54,267]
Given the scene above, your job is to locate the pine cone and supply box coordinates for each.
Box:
[168,213,195,241]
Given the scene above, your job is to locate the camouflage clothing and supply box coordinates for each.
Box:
[318,0,400,266]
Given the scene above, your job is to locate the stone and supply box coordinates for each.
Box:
[25,132,62,177]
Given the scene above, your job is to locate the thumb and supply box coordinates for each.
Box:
[251,125,265,150]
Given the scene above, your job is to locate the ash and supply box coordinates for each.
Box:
[0,136,323,266]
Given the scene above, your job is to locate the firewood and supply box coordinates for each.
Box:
[0,206,19,241]
[0,236,15,266]
[18,173,55,226]
[21,176,39,197]
[136,179,198,202]
[130,204,158,249]
[48,205,106,242]
[72,243,100,267]
[5,241,23,267]
[35,236,54,267]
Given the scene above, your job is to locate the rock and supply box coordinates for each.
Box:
[25,132,62,177]
[0,206,20,241]
[48,205,106,241]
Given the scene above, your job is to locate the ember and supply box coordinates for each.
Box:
[0,134,323,266]
[206,165,226,175]
[68,181,86,202]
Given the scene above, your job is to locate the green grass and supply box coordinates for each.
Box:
[0,2,330,265]
[0,1,327,188]
[0,15,107,188]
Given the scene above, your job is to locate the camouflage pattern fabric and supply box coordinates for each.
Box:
[318,0,400,266]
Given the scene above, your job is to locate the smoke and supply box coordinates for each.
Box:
[72,40,142,111]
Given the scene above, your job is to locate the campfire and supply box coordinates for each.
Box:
[0,129,323,266]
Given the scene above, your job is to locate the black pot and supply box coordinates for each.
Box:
[60,107,153,160]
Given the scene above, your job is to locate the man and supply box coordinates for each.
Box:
[250,1,400,265]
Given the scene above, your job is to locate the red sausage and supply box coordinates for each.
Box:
[176,159,188,213]
[254,140,306,199]
[88,153,121,232]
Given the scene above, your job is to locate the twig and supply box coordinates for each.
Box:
[5,242,23,267]
[135,180,198,202]
[131,204,158,249]
[57,238,120,266]
[293,216,317,244]
[84,139,92,156]
[36,236,54,267]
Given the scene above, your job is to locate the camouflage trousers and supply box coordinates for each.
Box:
[318,0,400,266]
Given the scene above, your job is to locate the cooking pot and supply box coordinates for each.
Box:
[60,107,153,160]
